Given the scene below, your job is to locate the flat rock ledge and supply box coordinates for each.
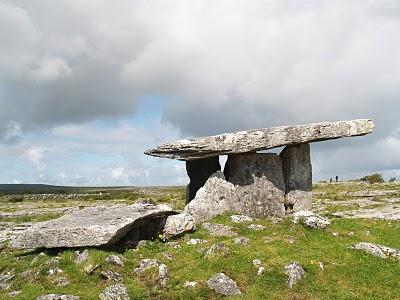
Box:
[11,203,174,249]
[145,119,374,160]
[351,242,400,260]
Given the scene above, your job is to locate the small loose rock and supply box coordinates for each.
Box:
[162,213,196,240]
[74,250,89,264]
[351,242,400,260]
[99,284,130,300]
[106,255,124,267]
[285,262,305,288]
[101,270,122,282]
[186,238,207,245]
[230,215,253,223]
[184,281,197,289]
[207,273,241,296]
[233,236,249,245]
[247,224,265,231]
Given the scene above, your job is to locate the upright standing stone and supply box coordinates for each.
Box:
[280,144,312,212]
[186,157,221,203]
[224,153,286,218]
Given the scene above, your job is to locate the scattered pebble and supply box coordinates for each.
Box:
[74,250,89,264]
[230,215,253,223]
[106,255,124,267]
[8,290,21,297]
[186,238,207,245]
[247,224,265,231]
[53,277,70,287]
[47,268,63,276]
[319,262,324,270]
[162,252,175,261]
[203,223,237,237]
[204,243,230,258]
[101,270,122,282]
[332,232,339,237]
[184,281,197,289]
[84,264,99,275]
[233,236,250,245]
[253,259,265,275]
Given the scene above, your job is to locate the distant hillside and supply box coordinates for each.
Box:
[0,184,83,195]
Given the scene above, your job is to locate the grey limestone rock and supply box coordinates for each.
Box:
[185,171,239,223]
[352,242,400,260]
[207,273,241,296]
[99,284,130,300]
[106,255,124,267]
[293,211,330,229]
[225,153,286,218]
[285,262,305,288]
[202,223,237,237]
[11,203,174,249]
[162,213,196,240]
[145,119,374,160]
[74,250,89,264]
[280,144,312,212]
[186,157,221,203]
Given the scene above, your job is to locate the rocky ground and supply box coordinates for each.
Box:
[0,182,399,299]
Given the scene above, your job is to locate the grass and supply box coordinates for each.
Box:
[0,183,399,299]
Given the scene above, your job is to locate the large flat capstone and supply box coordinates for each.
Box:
[11,203,174,249]
[145,119,374,160]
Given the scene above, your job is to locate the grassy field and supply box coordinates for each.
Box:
[0,182,399,299]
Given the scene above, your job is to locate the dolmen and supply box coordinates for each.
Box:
[145,119,375,222]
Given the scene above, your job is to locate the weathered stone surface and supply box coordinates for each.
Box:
[225,153,286,218]
[185,171,239,223]
[162,213,195,240]
[11,203,174,249]
[339,190,398,197]
[203,223,237,237]
[207,273,241,296]
[351,242,400,260]
[186,157,221,203]
[230,215,253,223]
[233,236,250,245]
[285,262,305,288]
[106,255,124,267]
[332,206,400,221]
[99,284,130,300]
[280,144,312,212]
[145,119,374,160]
[37,295,79,300]
[293,211,330,229]
[74,250,89,264]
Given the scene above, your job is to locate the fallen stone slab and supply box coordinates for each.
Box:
[145,119,374,160]
[351,242,400,260]
[11,203,174,249]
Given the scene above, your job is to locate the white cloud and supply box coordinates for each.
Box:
[111,167,125,180]
[31,56,72,81]
[22,147,46,172]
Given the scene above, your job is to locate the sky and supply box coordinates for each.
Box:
[0,0,400,186]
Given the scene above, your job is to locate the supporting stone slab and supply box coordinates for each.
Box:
[280,144,312,212]
[186,156,221,204]
[224,153,286,218]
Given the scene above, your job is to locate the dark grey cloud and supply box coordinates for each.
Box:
[1,0,400,182]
